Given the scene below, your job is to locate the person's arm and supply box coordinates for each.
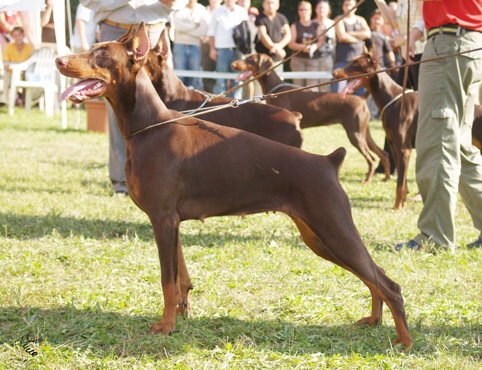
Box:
[257,24,274,50]
[334,16,358,43]
[41,0,54,27]
[350,16,371,40]
[76,19,90,52]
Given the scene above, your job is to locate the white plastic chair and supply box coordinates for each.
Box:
[8,43,59,117]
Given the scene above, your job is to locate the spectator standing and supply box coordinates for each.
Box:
[255,0,290,73]
[200,0,222,93]
[1,27,33,106]
[172,0,209,90]
[331,0,370,95]
[237,0,260,98]
[396,0,482,252]
[392,0,425,90]
[72,3,97,53]
[288,1,325,89]
[369,9,396,69]
[366,9,397,120]
[208,0,248,99]
[313,0,335,93]
[80,0,187,195]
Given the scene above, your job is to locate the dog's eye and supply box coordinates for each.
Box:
[94,49,110,58]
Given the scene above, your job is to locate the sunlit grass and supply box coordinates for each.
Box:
[0,107,481,369]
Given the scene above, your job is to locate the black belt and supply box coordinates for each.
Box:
[427,24,476,39]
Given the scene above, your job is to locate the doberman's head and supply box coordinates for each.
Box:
[144,28,171,84]
[332,41,379,98]
[231,53,276,82]
[56,22,151,104]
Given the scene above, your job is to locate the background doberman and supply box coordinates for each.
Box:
[55,23,412,348]
[143,29,303,148]
[333,44,482,210]
[231,53,390,184]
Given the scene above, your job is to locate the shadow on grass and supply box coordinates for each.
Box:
[0,212,303,249]
[2,305,481,359]
[0,304,451,359]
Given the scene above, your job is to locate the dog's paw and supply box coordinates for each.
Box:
[149,321,175,335]
[356,315,382,327]
[394,337,413,350]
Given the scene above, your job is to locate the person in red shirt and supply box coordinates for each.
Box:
[396,0,482,252]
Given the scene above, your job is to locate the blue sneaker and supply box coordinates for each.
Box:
[395,239,423,252]
[466,238,482,249]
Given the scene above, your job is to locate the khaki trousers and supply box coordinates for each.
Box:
[415,31,482,251]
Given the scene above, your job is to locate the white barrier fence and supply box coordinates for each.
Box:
[173,70,333,80]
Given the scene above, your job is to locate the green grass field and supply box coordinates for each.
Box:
[1,107,481,369]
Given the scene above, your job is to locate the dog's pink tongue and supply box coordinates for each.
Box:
[235,70,253,82]
[340,84,350,99]
[340,79,359,99]
[59,79,103,102]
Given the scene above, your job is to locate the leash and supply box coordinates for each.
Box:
[125,96,265,138]
[265,83,298,95]
[261,45,482,100]
[127,45,482,138]
[379,89,415,121]
[179,89,212,114]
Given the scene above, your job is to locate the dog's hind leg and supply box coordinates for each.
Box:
[289,215,412,348]
[176,239,193,318]
[148,212,183,335]
[366,127,390,181]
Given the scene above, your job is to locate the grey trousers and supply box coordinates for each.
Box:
[415,31,482,251]
[99,22,164,193]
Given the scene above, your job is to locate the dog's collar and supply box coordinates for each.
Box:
[379,90,416,121]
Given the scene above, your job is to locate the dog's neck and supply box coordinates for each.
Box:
[107,67,172,138]
[154,61,200,105]
[366,66,406,112]
[257,67,285,95]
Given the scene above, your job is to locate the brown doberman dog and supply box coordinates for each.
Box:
[55,23,412,348]
[231,53,390,184]
[333,44,482,210]
[142,29,303,148]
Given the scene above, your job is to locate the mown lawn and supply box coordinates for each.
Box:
[0,106,481,369]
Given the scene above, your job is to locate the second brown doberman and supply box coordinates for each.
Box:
[231,53,390,184]
[143,29,303,148]
[333,44,482,210]
[56,23,412,349]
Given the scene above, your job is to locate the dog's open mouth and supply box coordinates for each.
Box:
[340,78,363,99]
[60,79,106,103]
[235,70,253,83]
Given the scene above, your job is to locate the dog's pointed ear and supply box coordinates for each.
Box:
[364,38,379,66]
[153,28,170,61]
[117,25,135,43]
[126,21,150,61]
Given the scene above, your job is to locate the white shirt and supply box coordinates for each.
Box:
[80,0,187,24]
[207,4,248,49]
[172,3,210,46]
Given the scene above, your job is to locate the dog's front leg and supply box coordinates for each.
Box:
[149,213,182,335]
